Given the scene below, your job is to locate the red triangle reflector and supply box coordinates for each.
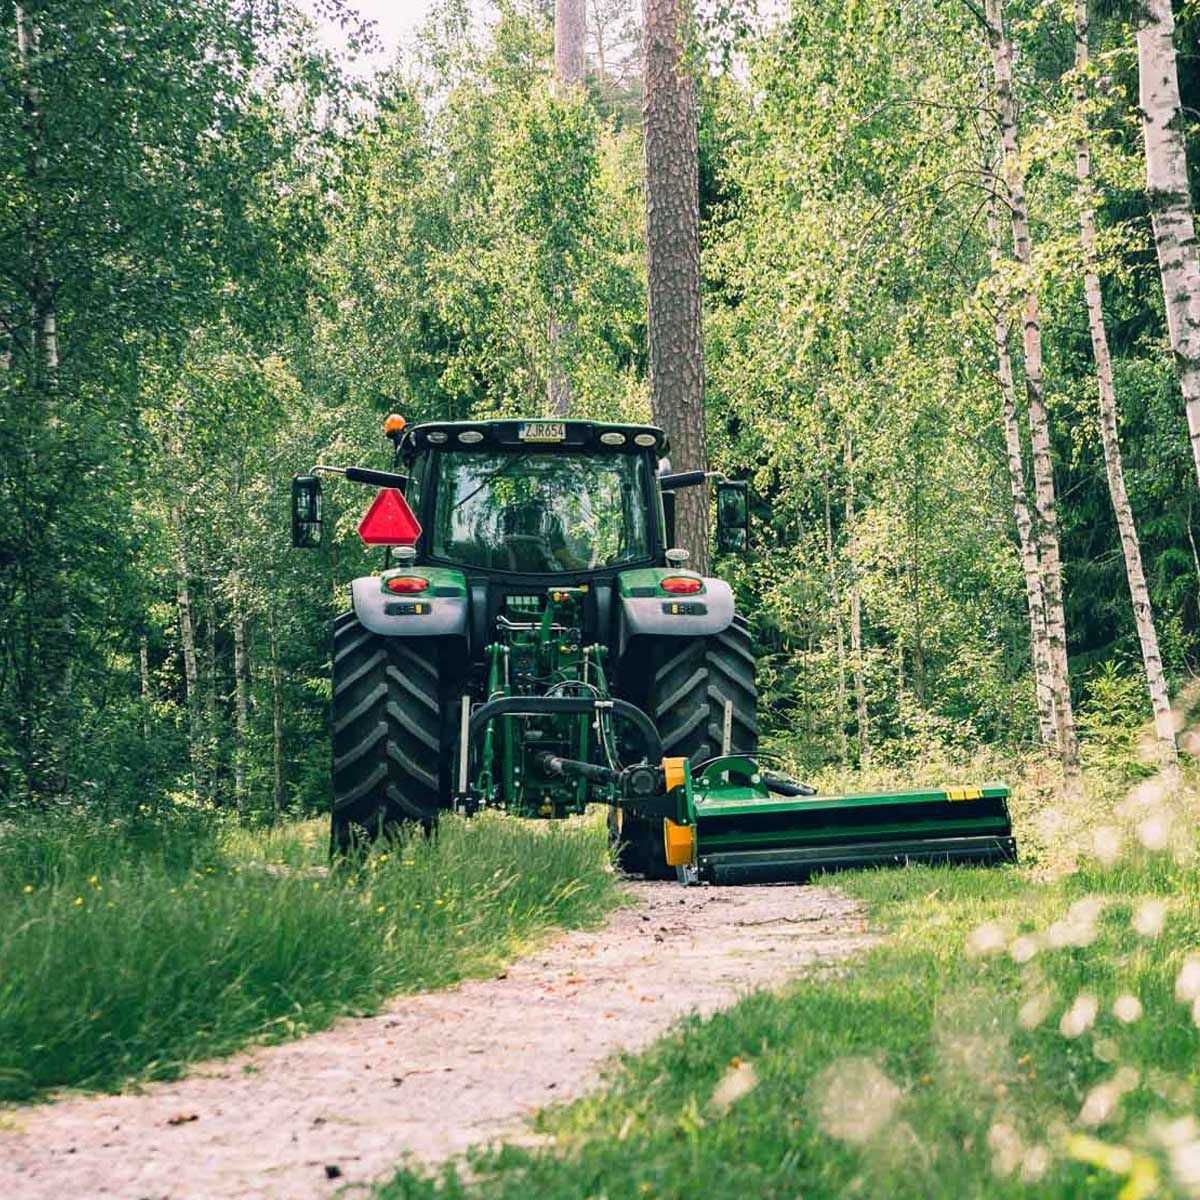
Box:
[357,488,422,546]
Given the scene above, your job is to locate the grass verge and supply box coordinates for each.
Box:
[377,764,1200,1199]
[0,811,617,1101]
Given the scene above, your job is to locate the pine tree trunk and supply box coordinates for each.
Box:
[232,570,249,808]
[845,441,869,765]
[555,0,586,86]
[643,0,709,572]
[1136,0,1200,486]
[1077,1,1176,760]
[823,468,848,762]
[548,0,585,418]
[986,0,1079,769]
[986,166,1056,744]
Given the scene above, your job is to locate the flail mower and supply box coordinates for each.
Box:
[291,416,1016,883]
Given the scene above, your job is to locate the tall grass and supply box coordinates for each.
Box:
[0,812,616,1101]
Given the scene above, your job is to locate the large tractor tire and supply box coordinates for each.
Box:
[330,612,450,854]
[612,615,759,880]
[651,615,758,763]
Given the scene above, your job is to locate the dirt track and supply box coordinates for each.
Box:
[5,882,869,1200]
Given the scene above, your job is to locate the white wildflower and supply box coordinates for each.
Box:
[1113,994,1143,1024]
[1060,993,1099,1039]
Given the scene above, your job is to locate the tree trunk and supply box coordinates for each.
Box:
[15,1,69,798]
[1137,0,1200,486]
[139,632,152,742]
[548,0,586,419]
[986,0,1079,769]
[823,468,848,762]
[986,164,1056,744]
[232,570,249,808]
[1076,1,1176,760]
[268,604,284,812]
[171,513,205,792]
[845,441,869,765]
[555,0,586,86]
[204,587,219,798]
[643,0,709,572]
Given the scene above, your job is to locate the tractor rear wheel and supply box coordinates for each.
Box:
[650,615,758,763]
[330,612,450,854]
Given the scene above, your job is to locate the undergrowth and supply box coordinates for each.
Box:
[0,811,617,1101]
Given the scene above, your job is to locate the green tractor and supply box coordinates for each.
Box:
[292,416,1016,883]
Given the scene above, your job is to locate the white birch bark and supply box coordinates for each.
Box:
[845,441,869,764]
[986,170,1056,744]
[139,632,152,742]
[232,569,249,807]
[823,468,849,762]
[15,4,56,390]
[1137,0,1200,486]
[171,511,204,790]
[1076,1,1176,759]
[268,604,284,812]
[986,0,1079,768]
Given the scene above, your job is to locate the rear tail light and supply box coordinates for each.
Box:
[661,576,702,595]
[385,576,429,594]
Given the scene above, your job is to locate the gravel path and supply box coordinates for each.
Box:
[5,882,870,1200]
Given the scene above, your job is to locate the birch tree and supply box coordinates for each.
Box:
[986,0,1079,768]
[1075,0,1176,759]
[986,168,1056,745]
[643,0,709,571]
[1136,0,1200,487]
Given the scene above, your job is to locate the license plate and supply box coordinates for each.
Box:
[519,421,566,443]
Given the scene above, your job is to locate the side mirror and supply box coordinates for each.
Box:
[291,474,322,548]
[715,480,750,555]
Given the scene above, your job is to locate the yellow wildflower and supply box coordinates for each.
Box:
[73,896,84,907]
[22,884,33,894]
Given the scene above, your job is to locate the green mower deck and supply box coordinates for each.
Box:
[667,758,1016,884]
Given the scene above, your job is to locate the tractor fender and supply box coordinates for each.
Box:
[616,571,736,645]
[350,573,468,639]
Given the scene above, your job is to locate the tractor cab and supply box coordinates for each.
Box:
[401,422,661,576]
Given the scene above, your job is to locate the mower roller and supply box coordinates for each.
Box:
[292,416,1016,883]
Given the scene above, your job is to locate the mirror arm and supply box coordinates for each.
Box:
[311,464,409,489]
[660,469,725,491]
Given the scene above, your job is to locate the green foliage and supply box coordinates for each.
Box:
[0,810,617,1100]
[1077,661,1160,781]
[0,0,1197,812]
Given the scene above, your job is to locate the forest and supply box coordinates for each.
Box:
[2,0,1200,815]
[9,2,1200,1197]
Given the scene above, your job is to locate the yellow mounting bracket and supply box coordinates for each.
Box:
[663,818,695,867]
[662,756,687,793]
